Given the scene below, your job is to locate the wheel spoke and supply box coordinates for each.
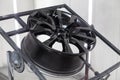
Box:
[42,21,56,30]
[69,15,77,23]
[29,17,56,30]
[57,10,63,28]
[72,34,95,43]
[43,11,56,28]
[62,38,73,53]
[75,26,92,31]
[43,34,57,47]
[70,37,88,53]
[31,24,53,35]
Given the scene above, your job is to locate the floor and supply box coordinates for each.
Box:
[0,66,38,80]
[0,66,84,80]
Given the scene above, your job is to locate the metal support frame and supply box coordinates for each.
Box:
[0,27,46,80]
[0,4,119,80]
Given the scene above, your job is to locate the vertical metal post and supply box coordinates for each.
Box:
[85,54,89,80]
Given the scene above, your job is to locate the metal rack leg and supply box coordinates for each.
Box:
[85,54,89,80]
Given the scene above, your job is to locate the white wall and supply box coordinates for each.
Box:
[0,0,14,67]
[91,0,120,80]
[34,0,70,8]
[34,0,88,21]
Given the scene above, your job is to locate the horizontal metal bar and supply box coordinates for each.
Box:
[93,28,120,56]
[90,61,120,80]
[0,4,65,21]
[7,28,29,36]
